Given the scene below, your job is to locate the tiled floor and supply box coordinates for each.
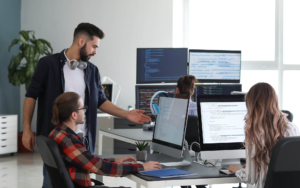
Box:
[0,152,245,188]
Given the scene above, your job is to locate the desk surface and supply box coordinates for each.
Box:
[99,153,236,182]
[100,129,153,141]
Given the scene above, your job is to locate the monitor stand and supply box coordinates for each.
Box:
[160,140,192,167]
[221,159,241,168]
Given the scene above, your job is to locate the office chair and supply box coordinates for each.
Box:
[264,136,300,188]
[281,110,293,122]
[36,135,129,188]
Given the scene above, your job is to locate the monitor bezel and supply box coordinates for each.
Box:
[197,95,245,151]
[136,48,188,84]
[152,94,190,151]
[189,49,242,83]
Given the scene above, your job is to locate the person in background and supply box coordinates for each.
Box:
[49,92,162,188]
[176,75,197,115]
[177,75,206,188]
[229,82,300,188]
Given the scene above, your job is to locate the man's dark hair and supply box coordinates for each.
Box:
[177,75,197,95]
[73,23,104,42]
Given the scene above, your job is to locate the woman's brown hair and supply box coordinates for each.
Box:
[52,92,81,125]
[177,75,197,95]
[244,82,289,176]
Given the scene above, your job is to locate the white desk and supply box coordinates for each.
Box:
[98,129,152,155]
[98,153,242,188]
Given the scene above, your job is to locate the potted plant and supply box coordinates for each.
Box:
[8,30,53,90]
[7,30,53,152]
[135,141,148,161]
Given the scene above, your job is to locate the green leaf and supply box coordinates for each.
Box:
[36,40,45,54]
[19,44,25,52]
[19,30,30,41]
[33,60,38,67]
[24,45,35,62]
[31,31,36,40]
[26,61,35,78]
[19,67,27,83]
[8,56,14,69]
[18,37,27,44]
[35,49,40,60]
[30,39,36,45]
[14,53,23,67]
[8,39,19,52]
[39,38,53,54]
[14,71,21,86]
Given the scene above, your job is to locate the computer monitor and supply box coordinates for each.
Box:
[152,94,192,166]
[197,95,246,167]
[196,84,242,96]
[102,84,113,102]
[135,85,177,118]
[136,48,188,84]
[189,49,241,83]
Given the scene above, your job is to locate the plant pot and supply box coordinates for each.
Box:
[136,150,147,161]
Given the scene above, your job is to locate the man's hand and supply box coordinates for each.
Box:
[22,128,35,151]
[142,161,162,170]
[126,110,151,124]
[228,165,242,173]
[115,156,137,163]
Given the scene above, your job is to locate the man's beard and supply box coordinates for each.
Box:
[80,43,90,62]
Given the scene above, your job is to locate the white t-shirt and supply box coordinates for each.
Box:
[63,51,87,136]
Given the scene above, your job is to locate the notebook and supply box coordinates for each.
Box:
[138,168,198,178]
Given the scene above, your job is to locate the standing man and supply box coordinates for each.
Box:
[22,23,151,188]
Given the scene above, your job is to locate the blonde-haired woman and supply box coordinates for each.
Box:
[229,82,300,188]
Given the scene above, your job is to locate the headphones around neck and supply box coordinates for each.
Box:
[150,91,169,115]
[67,59,87,70]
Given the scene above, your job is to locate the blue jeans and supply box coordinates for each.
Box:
[42,163,52,188]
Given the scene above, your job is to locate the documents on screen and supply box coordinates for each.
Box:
[200,102,247,144]
[154,97,188,146]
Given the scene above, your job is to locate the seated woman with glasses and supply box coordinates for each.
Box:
[228,83,300,188]
[49,92,162,188]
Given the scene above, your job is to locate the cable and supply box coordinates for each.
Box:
[189,142,201,150]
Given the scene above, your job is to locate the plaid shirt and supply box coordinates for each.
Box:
[49,124,144,187]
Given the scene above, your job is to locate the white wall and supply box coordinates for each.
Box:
[20,0,174,131]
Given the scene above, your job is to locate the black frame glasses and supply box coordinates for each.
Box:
[78,105,88,111]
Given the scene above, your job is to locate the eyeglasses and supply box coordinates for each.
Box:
[78,105,88,111]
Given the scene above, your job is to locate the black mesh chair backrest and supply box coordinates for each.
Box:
[264,136,300,188]
[36,135,76,188]
[185,115,200,152]
[281,110,293,122]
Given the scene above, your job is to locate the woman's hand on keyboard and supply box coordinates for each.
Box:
[142,161,162,170]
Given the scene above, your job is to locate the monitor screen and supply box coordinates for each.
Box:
[153,94,190,150]
[197,95,246,151]
[135,85,177,117]
[196,84,242,96]
[102,84,113,102]
[189,50,241,83]
[136,48,188,84]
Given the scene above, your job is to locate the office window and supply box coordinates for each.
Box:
[283,0,300,64]
[283,71,300,126]
[189,0,275,61]
[240,70,278,93]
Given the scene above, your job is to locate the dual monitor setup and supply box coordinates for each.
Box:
[135,48,245,167]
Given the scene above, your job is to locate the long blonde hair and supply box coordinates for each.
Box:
[244,83,288,175]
